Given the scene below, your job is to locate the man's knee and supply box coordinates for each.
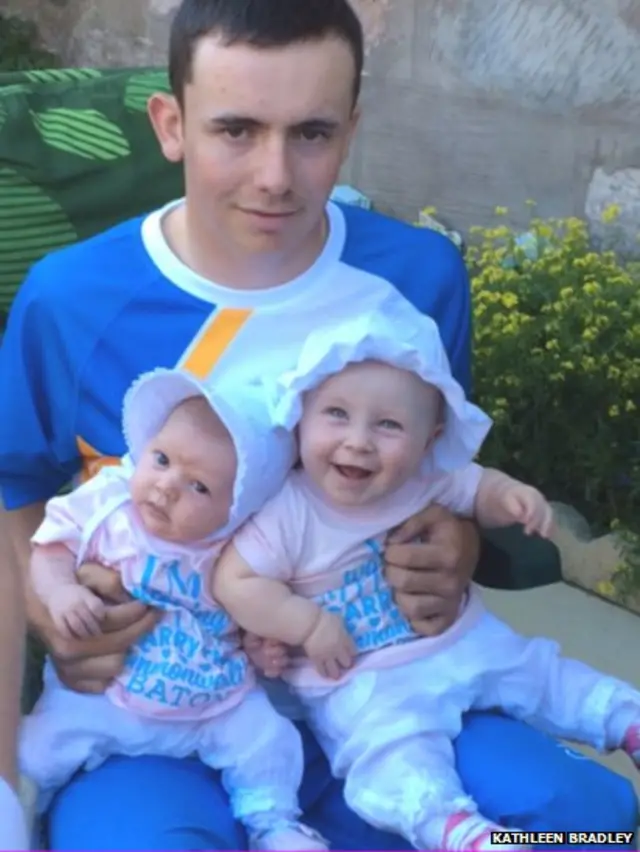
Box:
[455,713,638,832]
[48,755,244,850]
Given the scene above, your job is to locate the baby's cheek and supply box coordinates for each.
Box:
[129,469,148,506]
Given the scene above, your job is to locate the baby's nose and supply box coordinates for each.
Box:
[345,425,373,450]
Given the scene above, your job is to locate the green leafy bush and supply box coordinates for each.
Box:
[466,206,640,591]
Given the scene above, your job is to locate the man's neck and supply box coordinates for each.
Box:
[163,202,327,291]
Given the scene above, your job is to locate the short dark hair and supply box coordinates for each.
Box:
[168,0,364,108]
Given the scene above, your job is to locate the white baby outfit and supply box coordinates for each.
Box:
[20,369,315,840]
[233,313,640,850]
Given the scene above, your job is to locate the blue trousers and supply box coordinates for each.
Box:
[48,712,638,850]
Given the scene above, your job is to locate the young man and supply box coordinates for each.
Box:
[0,0,636,848]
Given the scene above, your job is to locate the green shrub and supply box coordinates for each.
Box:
[466,205,640,591]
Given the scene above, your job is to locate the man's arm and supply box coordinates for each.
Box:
[3,501,159,693]
[3,502,48,634]
[0,503,32,790]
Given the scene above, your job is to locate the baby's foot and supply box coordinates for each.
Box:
[443,812,531,851]
[249,821,329,850]
[622,724,640,766]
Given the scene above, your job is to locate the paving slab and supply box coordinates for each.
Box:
[483,582,640,804]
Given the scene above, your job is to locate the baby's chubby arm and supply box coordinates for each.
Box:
[213,544,356,680]
[474,469,553,538]
[31,542,106,639]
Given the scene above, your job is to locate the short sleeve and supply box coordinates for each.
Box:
[232,479,302,581]
[428,463,484,517]
[31,470,123,556]
[0,264,80,508]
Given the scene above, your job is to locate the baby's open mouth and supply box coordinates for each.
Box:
[333,464,372,480]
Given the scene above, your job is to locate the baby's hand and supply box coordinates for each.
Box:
[243,632,290,678]
[304,611,356,681]
[502,484,554,538]
[47,585,107,639]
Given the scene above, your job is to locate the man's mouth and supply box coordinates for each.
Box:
[243,208,298,219]
[333,464,372,480]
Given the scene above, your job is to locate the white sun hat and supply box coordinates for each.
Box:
[122,367,296,539]
[272,311,492,474]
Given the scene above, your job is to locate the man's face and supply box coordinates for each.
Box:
[154,34,359,259]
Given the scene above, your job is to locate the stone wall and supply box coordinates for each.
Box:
[8,0,640,235]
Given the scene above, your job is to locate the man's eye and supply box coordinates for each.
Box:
[379,419,403,431]
[153,451,169,466]
[192,481,210,495]
[222,125,249,140]
[297,128,330,142]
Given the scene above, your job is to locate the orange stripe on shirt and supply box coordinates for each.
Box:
[77,436,119,483]
[182,308,253,380]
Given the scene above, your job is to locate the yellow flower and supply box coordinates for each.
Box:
[609,405,620,418]
[501,293,519,309]
[494,206,508,216]
[596,580,616,598]
[601,203,621,224]
[625,400,637,412]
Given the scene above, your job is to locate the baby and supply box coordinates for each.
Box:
[20,367,328,851]
[213,313,640,852]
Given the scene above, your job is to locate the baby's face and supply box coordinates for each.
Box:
[299,360,442,507]
[130,397,237,543]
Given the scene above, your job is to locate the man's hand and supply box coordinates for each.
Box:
[384,504,480,637]
[32,562,159,694]
[47,584,106,640]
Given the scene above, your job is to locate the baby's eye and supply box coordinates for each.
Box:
[191,481,210,495]
[325,406,348,419]
[379,419,403,431]
[153,451,169,467]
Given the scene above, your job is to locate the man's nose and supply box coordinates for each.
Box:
[254,135,293,197]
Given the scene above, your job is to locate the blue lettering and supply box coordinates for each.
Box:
[139,554,159,593]
[170,685,191,707]
[167,561,201,601]
[174,630,199,659]
[362,595,378,617]
[344,601,361,623]
[343,568,360,586]
[126,669,150,694]
[146,678,169,704]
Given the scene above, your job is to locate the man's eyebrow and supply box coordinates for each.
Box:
[207,114,262,127]
[207,114,341,131]
[291,118,341,132]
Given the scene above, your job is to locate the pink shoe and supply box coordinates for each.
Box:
[443,812,531,851]
[622,725,640,766]
[249,821,329,850]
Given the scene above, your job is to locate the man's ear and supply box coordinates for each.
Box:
[147,92,185,163]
